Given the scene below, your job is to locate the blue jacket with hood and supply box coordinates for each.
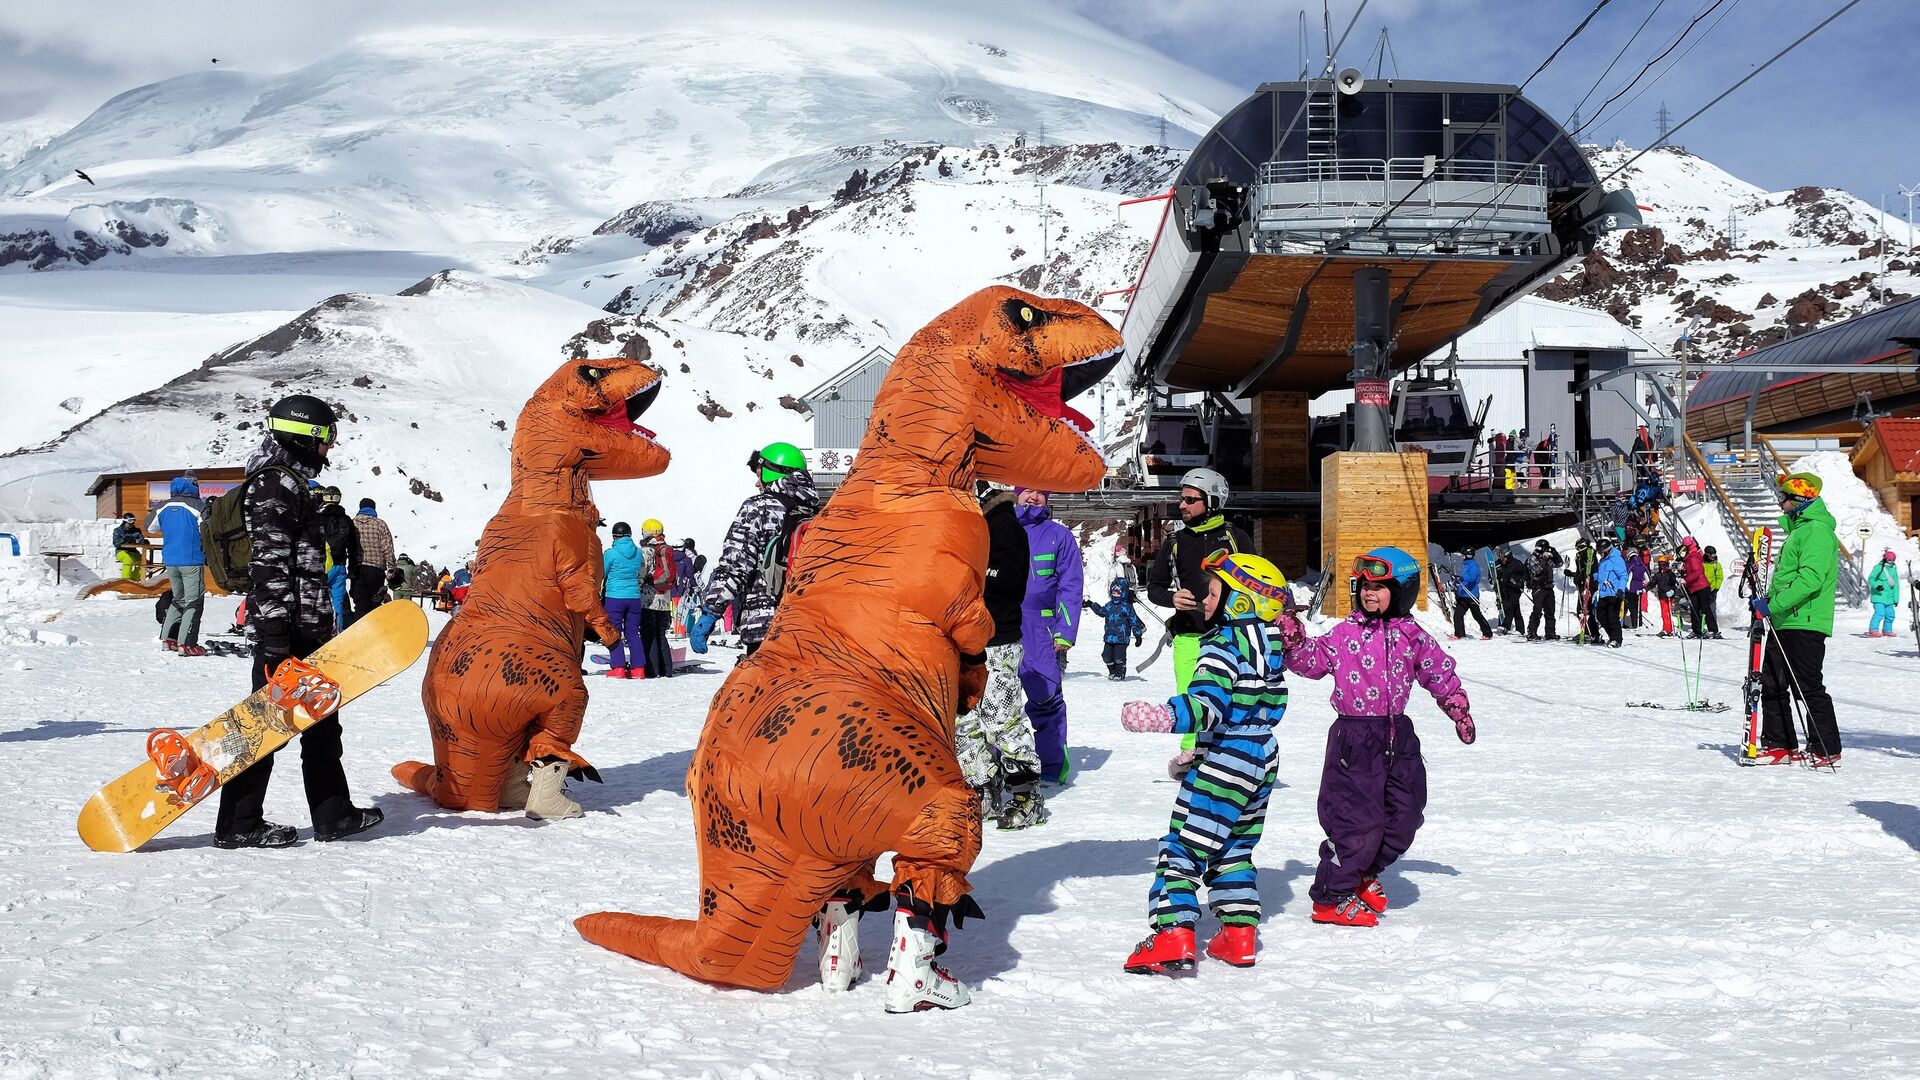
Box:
[144,475,206,565]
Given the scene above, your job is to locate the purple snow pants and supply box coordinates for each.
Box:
[1309,714,1428,905]
[1019,619,1068,781]
[604,597,645,671]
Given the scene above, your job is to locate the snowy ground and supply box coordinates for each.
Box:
[3,589,1919,1079]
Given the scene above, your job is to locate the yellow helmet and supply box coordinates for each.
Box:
[641,518,664,537]
[1203,550,1289,622]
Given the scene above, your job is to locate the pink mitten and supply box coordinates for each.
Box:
[1439,691,1476,745]
[1166,749,1201,780]
[1120,701,1174,733]
[1272,609,1307,649]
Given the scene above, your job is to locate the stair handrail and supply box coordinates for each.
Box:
[1682,436,1754,559]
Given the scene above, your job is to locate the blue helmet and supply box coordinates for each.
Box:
[1350,545,1421,618]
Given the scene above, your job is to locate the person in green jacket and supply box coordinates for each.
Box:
[1702,545,1725,632]
[1867,550,1900,637]
[1747,472,1841,766]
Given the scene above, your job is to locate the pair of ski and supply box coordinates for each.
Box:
[76,601,430,852]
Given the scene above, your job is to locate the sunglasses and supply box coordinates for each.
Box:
[1179,495,1206,506]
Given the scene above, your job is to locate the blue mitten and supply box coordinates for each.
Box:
[688,608,719,653]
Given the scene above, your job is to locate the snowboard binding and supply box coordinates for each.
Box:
[146,729,216,807]
[265,658,343,726]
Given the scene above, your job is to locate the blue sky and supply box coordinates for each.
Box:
[1062,0,1920,213]
[3,0,1915,212]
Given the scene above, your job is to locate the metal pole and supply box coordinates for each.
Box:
[1675,316,1702,483]
[1351,266,1394,452]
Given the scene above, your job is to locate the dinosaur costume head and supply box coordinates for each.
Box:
[508,357,670,512]
[861,285,1118,495]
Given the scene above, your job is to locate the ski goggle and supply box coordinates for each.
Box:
[268,416,335,444]
[746,451,798,478]
[1351,554,1397,583]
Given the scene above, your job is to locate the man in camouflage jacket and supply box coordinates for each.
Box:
[214,396,381,848]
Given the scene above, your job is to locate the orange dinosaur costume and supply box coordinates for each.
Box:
[394,357,670,812]
[576,286,1119,1005]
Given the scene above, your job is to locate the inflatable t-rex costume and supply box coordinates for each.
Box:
[576,285,1119,1010]
[394,357,669,815]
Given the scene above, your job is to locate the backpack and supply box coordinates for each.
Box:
[753,497,816,600]
[647,543,677,592]
[199,465,299,594]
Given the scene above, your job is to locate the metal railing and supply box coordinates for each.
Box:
[1256,158,1547,186]
[1250,157,1550,255]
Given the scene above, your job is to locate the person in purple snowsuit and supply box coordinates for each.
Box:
[1274,546,1477,927]
[1015,488,1084,784]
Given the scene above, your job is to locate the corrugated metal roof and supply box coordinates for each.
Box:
[1689,296,1920,409]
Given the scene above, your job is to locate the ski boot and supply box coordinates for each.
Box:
[1124,926,1197,975]
[1804,751,1842,770]
[1311,894,1379,927]
[882,889,976,1013]
[815,897,866,992]
[1204,925,1257,968]
[1745,747,1804,767]
[996,788,1048,831]
[1357,876,1389,914]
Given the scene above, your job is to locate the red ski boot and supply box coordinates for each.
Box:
[1123,927,1196,975]
[1312,894,1379,927]
[1357,877,1389,914]
[1746,747,1804,767]
[1204,925,1257,967]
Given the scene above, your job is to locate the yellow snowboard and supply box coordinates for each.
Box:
[77,601,430,852]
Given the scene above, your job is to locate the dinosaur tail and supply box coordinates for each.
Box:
[391,761,436,795]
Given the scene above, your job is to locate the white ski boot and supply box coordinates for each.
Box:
[815,899,864,991]
[882,909,970,1013]
[525,759,582,821]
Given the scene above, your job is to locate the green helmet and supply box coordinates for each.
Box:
[748,441,806,484]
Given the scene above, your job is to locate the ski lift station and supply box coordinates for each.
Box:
[1100,73,1643,601]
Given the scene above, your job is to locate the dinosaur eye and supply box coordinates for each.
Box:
[578,365,610,383]
[1003,298,1050,330]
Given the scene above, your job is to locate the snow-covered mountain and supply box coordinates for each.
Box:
[0,20,1226,267]
[1540,144,1916,358]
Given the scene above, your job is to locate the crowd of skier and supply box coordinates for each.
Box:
[92,388,1885,994]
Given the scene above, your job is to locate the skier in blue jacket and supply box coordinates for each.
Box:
[1449,549,1492,640]
[1085,577,1147,680]
[1592,537,1628,647]
[601,522,646,677]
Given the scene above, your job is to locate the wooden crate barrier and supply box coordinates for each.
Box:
[1320,451,1431,616]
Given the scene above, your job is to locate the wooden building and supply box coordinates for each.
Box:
[1851,418,1920,535]
[87,469,247,522]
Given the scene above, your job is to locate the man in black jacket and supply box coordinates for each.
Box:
[1145,468,1253,758]
[1525,539,1563,641]
[1494,548,1527,635]
[213,395,383,849]
[954,486,1045,830]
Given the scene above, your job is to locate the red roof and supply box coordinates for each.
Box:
[1871,418,1920,475]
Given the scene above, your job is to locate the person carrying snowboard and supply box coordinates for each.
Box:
[214,395,382,848]
[1086,577,1147,679]
[1749,473,1843,766]
[1273,547,1475,927]
[953,485,1048,830]
[1119,551,1291,973]
[1868,550,1900,637]
[693,441,818,659]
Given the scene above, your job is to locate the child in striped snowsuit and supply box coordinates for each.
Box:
[1119,551,1291,973]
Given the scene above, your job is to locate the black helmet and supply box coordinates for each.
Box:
[611,521,632,537]
[1534,539,1550,551]
[1704,545,1718,557]
[319,486,342,504]
[268,394,338,451]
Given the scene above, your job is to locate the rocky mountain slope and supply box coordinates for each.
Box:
[1539,144,1915,358]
